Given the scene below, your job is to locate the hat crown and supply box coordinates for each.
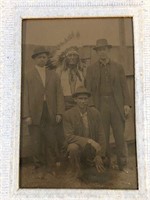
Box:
[32,46,49,58]
[96,39,109,47]
[34,46,47,54]
[75,86,89,93]
[72,86,91,97]
[93,38,112,50]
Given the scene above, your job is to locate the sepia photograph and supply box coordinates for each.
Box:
[20,17,138,189]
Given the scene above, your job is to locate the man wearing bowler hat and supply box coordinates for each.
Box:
[22,46,64,176]
[86,39,131,171]
[63,86,106,178]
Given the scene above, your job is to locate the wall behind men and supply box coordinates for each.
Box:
[22,18,133,47]
[20,44,135,158]
[20,18,135,157]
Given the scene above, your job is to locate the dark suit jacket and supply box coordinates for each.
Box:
[63,106,106,157]
[22,66,64,125]
[86,60,131,120]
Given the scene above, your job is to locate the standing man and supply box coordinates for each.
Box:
[55,46,85,110]
[86,39,131,171]
[22,46,64,175]
[63,86,106,178]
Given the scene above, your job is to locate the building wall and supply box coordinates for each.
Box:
[20,44,135,157]
[21,18,135,157]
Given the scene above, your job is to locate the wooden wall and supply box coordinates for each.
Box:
[20,44,135,157]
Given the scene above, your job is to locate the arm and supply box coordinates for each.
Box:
[22,75,30,119]
[92,110,106,173]
[55,65,62,77]
[21,75,32,125]
[97,111,106,157]
[56,72,65,115]
[119,65,131,107]
[63,113,89,148]
[85,66,95,107]
[119,65,131,117]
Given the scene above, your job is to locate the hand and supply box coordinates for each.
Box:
[94,155,105,173]
[102,156,111,168]
[88,139,101,153]
[124,105,131,118]
[56,115,62,124]
[23,117,32,125]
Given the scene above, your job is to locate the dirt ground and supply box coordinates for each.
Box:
[19,143,138,189]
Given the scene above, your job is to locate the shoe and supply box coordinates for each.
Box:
[45,167,56,176]
[33,167,45,179]
[119,165,129,173]
[66,168,82,179]
[102,157,111,168]
[80,167,111,183]
[34,163,41,169]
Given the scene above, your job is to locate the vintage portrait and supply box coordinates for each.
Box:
[20,17,138,189]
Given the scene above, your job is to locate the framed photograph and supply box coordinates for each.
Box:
[20,17,137,189]
[1,0,149,200]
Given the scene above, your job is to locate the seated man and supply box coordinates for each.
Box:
[63,86,106,178]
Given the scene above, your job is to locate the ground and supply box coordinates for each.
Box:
[19,143,138,189]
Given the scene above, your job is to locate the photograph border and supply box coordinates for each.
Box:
[1,1,149,199]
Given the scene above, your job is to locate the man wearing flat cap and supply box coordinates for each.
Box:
[86,39,131,171]
[22,46,64,175]
[63,86,106,178]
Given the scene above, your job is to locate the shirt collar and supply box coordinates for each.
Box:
[76,105,88,117]
[79,109,88,117]
[35,65,46,70]
[99,58,110,66]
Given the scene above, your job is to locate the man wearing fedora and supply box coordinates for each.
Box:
[86,39,131,171]
[22,46,64,175]
[63,86,106,178]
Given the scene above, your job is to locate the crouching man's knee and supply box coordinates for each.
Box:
[67,143,80,158]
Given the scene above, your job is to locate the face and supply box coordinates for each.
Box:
[96,46,110,60]
[74,94,89,110]
[33,53,49,67]
[66,53,79,67]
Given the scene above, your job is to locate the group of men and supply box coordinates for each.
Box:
[22,38,131,179]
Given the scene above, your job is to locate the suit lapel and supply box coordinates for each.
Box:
[74,106,84,135]
[95,61,101,89]
[87,108,92,138]
[109,61,115,87]
[74,106,82,124]
[45,68,49,87]
[97,59,115,87]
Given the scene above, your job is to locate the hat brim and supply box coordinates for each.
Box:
[93,45,112,50]
[32,51,49,59]
[72,92,91,98]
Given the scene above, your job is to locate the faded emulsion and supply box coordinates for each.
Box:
[20,18,138,189]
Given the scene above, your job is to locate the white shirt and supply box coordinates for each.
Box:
[80,111,89,138]
[35,65,46,87]
[60,68,84,96]
[35,65,46,100]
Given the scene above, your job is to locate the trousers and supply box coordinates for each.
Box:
[29,101,59,169]
[100,96,127,169]
[67,143,98,171]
